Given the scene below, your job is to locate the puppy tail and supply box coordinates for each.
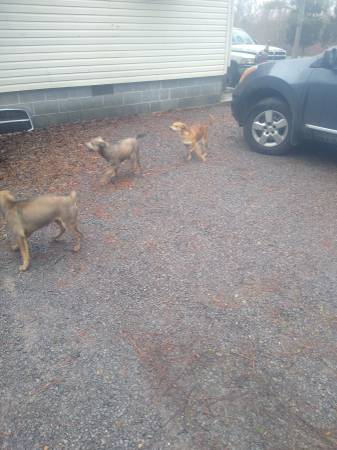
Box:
[136,132,147,140]
[208,114,216,125]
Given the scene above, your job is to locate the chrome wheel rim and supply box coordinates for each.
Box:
[251,109,288,148]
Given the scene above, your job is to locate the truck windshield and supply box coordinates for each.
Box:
[232,29,255,45]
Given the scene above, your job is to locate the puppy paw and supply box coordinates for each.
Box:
[73,244,81,252]
[19,264,28,272]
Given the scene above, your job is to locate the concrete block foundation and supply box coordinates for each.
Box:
[0,76,224,129]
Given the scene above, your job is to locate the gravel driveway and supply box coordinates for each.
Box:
[1,104,337,450]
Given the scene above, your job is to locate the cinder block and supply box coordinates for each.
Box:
[67,86,92,98]
[142,90,159,102]
[178,97,202,109]
[197,76,223,86]
[150,102,161,113]
[178,94,220,110]
[123,91,142,105]
[122,103,150,116]
[92,84,114,96]
[100,106,122,119]
[59,98,83,112]
[33,100,59,115]
[33,112,69,129]
[103,93,124,106]
[159,89,170,100]
[19,90,46,103]
[170,87,187,99]
[81,108,105,121]
[160,99,179,111]
[206,94,221,104]
[81,96,104,110]
[178,78,197,87]
[114,80,159,93]
[46,88,70,100]
[113,83,133,93]
[186,86,201,97]
[199,85,217,96]
[67,111,83,123]
[160,79,180,89]
[0,92,19,105]
[150,99,179,113]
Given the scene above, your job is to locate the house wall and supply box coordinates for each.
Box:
[0,0,232,127]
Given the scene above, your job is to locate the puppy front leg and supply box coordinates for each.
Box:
[18,236,30,272]
[195,143,207,162]
[185,145,193,161]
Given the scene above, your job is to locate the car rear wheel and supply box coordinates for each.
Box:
[244,97,292,155]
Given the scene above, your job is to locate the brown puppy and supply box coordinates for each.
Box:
[170,115,215,162]
[85,134,145,183]
[0,190,82,272]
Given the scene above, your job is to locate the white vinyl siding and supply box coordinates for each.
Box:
[0,0,232,93]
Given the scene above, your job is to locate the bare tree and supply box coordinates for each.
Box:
[292,0,306,56]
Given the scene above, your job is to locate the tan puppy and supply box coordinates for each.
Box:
[0,190,82,272]
[170,115,215,161]
[85,134,145,183]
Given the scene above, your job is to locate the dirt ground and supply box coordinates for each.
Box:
[1,104,337,450]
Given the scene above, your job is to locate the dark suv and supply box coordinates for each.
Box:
[231,47,337,155]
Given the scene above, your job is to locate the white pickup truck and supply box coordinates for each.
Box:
[228,28,287,86]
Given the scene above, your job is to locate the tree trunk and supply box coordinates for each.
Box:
[292,0,306,58]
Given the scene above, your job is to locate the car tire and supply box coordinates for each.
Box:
[244,97,292,155]
[227,62,240,87]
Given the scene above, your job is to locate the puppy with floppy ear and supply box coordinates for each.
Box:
[0,190,82,272]
[170,115,215,162]
[85,134,145,184]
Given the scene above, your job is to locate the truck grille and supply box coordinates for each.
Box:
[268,51,287,60]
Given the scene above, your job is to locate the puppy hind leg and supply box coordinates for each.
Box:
[100,168,116,184]
[11,239,19,251]
[67,222,82,252]
[18,236,30,272]
[203,128,209,149]
[53,219,66,241]
[133,149,141,173]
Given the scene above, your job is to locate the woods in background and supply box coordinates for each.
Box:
[234,0,337,56]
